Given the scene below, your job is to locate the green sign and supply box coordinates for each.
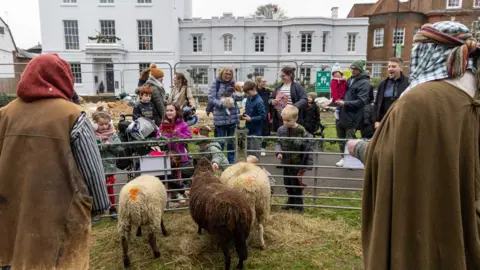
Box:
[315,71,331,93]
[395,44,402,58]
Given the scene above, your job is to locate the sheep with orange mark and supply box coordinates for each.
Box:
[118,175,168,269]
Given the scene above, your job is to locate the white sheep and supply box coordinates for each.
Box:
[117,175,169,269]
[220,161,271,249]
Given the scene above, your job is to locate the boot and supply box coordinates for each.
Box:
[109,207,118,221]
[281,196,293,210]
[294,195,304,214]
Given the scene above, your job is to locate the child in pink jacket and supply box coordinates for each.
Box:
[330,64,347,120]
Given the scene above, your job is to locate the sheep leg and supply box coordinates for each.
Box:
[148,232,161,259]
[197,225,202,235]
[136,226,142,237]
[161,219,169,237]
[121,236,130,269]
[234,238,248,269]
[259,223,266,250]
[220,240,231,270]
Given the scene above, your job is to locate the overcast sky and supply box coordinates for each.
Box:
[0,0,375,49]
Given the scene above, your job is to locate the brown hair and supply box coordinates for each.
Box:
[139,85,152,96]
[242,81,257,93]
[175,72,188,89]
[281,66,296,80]
[255,76,266,84]
[140,68,151,81]
[164,103,183,121]
[389,58,404,66]
[92,106,111,122]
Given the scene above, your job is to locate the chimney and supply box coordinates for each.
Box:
[331,7,339,19]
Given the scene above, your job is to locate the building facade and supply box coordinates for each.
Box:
[349,0,480,78]
[39,1,368,95]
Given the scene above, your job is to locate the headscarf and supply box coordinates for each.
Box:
[405,21,480,94]
[17,54,74,102]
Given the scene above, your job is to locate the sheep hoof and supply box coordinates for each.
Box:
[153,251,161,258]
[123,257,131,269]
[260,244,266,250]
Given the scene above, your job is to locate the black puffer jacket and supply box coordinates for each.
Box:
[339,74,371,129]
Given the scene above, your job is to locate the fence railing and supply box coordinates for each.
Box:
[95,131,365,220]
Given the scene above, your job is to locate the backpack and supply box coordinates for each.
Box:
[206,80,236,113]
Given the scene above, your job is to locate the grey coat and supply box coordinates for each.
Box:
[143,76,166,121]
[208,78,242,126]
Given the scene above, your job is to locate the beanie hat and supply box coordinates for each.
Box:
[307,92,318,99]
[351,60,366,74]
[17,54,74,102]
[149,63,164,79]
[198,125,211,137]
[331,62,343,76]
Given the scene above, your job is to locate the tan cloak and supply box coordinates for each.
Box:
[362,81,480,269]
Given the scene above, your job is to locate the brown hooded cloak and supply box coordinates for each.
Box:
[362,81,480,269]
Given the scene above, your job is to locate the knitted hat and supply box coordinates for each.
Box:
[351,60,366,74]
[17,54,74,102]
[149,63,164,79]
[198,125,211,137]
[331,62,343,76]
[307,92,318,99]
[92,106,112,122]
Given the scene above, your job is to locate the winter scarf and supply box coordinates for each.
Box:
[405,21,480,95]
[16,54,74,102]
[148,75,164,90]
[94,125,115,140]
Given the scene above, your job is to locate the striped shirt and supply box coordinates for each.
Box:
[280,84,292,105]
[70,112,110,214]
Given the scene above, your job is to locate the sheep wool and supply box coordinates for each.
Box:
[118,175,167,238]
[220,162,271,249]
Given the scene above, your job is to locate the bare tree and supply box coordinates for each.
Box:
[253,4,286,19]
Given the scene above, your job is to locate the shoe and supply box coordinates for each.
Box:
[261,148,266,156]
[109,208,118,221]
[336,158,344,167]
[281,198,293,210]
[92,217,101,223]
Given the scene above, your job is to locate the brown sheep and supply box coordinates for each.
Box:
[189,158,252,270]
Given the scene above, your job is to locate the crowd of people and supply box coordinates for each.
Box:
[3,20,480,270]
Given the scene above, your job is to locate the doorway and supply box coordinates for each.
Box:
[106,63,115,93]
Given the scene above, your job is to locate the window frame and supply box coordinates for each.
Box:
[254,67,265,77]
[254,34,265,53]
[223,34,233,53]
[347,33,357,52]
[70,63,82,84]
[191,67,208,85]
[137,20,153,51]
[300,32,313,53]
[139,63,150,73]
[300,67,312,83]
[372,63,382,79]
[0,27,4,35]
[474,0,480,8]
[62,0,77,3]
[192,34,203,53]
[100,0,114,3]
[373,28,384,47]
[100,20,116,43]
[63,20,80,51]
[322,32,329,53]
[447,0,462,8]
[286,33,291,53]
[137,0,152,3]
[393,28,406,46]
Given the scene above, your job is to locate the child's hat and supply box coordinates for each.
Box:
[331,62,343,75]
[149,63,164,79]
[92,106,111,121]
[198,125,212,137]
[307,92,318,99]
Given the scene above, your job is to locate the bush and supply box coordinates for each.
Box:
[371,78,383,89]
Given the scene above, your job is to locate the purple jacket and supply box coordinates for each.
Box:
[159,118,192,163]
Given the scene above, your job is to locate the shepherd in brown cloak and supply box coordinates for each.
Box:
[349,21,480,269]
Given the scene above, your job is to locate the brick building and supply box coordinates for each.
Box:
[348,0,480,78]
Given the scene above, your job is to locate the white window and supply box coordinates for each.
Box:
[137,20,153,50]
[191,68,208,85]
[63,20,79,50]
[373,28,384,47]
[413,27,420,40]
[447,0,461,8]
[100,0,114,3]
[322,32,329,52]
[347,33,356,52]
[475,0,480,7]
[100,20,116,43]
[286,33,291,53]
[372,63,382,79]
[393,28,405,46]
[0,27,4,35]
[63,0,77,3]
[254,34,265,52]
[139,63,150,72]
[223,35,233,52]
[301,33,312,53]
[138,0,152,3]
[192,35,203,52]
[254,68,265,76]
[300,68,312,83]
[70,63,82,84]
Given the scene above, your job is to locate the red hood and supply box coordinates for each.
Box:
[17,54,74,102]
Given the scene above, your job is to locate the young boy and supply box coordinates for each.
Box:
[275,105,313,213]
[241,81,266,157]
[196,135,230,171]
[133,85,161,126]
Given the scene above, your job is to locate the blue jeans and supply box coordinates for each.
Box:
[215,124,236,164]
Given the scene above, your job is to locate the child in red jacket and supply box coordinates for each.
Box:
[330,64,347,120]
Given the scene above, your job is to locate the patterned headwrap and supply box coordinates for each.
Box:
[405,21,480,94]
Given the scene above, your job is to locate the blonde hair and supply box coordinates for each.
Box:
[92,106,112,122]
[255,76,265,84]
[281,105,299,120]
[246,155,259,164]
[218,67,234,78]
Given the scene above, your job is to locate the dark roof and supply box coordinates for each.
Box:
[0,17,18,54]
[16,49,37,59]
[27,43,42,52]
[349,0,417,18]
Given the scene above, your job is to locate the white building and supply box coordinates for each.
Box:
[38,1,368,96]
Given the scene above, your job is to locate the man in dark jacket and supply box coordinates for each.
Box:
[335,60,370,167]
[373,58,409,129]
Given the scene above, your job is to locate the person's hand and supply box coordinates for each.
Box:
[374,122,380,129]
[335,100,345,107]
[347,139,362,156]
[272,100,278,106]
[277,154,283,160]
[212,163,219,171]
[243,115,251,121]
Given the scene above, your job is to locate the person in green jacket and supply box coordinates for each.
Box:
[196,136,230,171]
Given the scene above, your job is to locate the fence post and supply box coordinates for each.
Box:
[235,128,248,162]
[313,139,319,205]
